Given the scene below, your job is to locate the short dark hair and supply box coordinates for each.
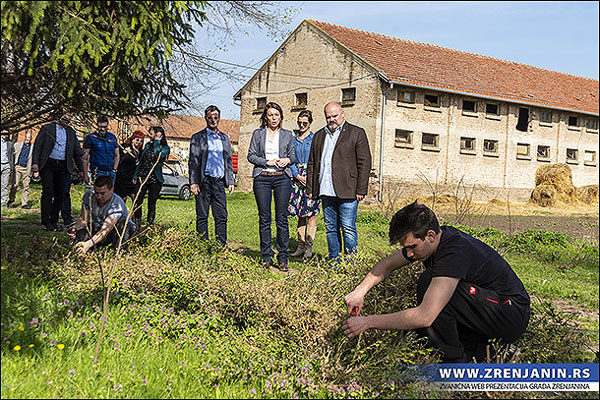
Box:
[94,175,113,190]
[205,105,221,117]
[298,109,313,123]
[97,116,109,124]
[389,201,440,244]
[260,102,284,129]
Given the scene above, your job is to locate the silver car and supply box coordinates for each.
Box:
[160,162,192,200]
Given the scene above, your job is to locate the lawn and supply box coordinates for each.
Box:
[1,183,598,399]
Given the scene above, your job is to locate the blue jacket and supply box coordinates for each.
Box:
[289,131,314,178]
[247,128,296,179]
[133,140,170,183]
[188,128,235,186]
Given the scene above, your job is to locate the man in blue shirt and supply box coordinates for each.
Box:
[188,105,235,246]
[8,131,34,208]
[83,116,119,183]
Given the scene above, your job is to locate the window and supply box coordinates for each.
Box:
[537,145,550,160]
[586,118,598,131]
[584,150,596,165]
[566,148,578,162]
[568,116,578,127]
[462,100,477,113]
[460,137,476,152]
[294,92,307,108]
[516,108,529,132]
[485,103,499,115]
[397,90,415,104]
[422,133,439,149]
[539,110,552,124]
[424,94,440,108]
[516,143,530,158]
[483,139,498,154]
[394,129,413,147]
[341,88,356,103]
[256,97,267,111]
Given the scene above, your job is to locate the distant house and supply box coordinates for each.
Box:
[234,20,599,202]
[109,114,240,173]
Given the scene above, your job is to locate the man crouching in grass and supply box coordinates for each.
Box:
[343,201,530,363]
[68,175,136,254]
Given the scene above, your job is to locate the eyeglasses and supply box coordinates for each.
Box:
[297,121,309,127]
[97,125,108,130]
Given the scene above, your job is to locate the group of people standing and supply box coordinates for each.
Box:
[190,101,372,272]
[1,116,170,253]
[246,101,372,271]
[2,102,532,364]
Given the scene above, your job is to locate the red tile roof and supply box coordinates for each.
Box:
[309,20,599,115]
[111,114,240,143]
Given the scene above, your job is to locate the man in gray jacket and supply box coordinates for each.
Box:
[9,131,34,208]
[1,126,15,207]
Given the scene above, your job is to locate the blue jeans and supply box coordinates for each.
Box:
[93,169,116,186]
[321,196,359,261]
[253,174,292,264]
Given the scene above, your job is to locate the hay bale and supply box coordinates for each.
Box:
[576,185,600,204]
[532,164,578,206]
[530,184,557,207]
[535,163,573,187]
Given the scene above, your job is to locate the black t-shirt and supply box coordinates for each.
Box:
[407,226,529,300]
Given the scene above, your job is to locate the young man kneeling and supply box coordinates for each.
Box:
[68,175,136,254]
[343,201,530,363]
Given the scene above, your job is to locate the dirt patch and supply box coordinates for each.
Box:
[546,298,599,321]
[444,214,599,243]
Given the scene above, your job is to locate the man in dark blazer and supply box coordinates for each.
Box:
[307,101,372,263]
[188,105,235,246]
[32,117,85,231]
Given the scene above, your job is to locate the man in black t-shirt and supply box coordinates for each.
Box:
[342,201,530,362]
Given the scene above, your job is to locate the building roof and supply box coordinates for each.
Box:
[309,20,598,115]
[114,114,240,143]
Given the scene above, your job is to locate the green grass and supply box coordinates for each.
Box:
[2,185,599,398]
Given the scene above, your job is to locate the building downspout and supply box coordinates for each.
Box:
[378,81,393,201]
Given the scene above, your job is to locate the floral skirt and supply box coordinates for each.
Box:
[288,163,321,217]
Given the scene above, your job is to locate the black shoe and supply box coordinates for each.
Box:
[42,224,58,232]
[21,204,31,210]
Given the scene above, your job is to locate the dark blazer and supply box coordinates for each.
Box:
[32,122,84,174]
[247,128,296,179]
[188,128,235,187]
[306,122,372,200]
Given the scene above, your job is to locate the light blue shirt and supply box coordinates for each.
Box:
[319,122,344,197]
[205,127,224,179]
[49,124,67,160]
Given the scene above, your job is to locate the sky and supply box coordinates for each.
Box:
[188,1,599,120]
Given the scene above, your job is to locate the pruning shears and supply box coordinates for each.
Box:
[350,306,359,316]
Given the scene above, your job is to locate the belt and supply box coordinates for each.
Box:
[205,176,224,182]
[261,171,284,176]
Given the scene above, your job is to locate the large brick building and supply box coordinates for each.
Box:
[234,20,599,202]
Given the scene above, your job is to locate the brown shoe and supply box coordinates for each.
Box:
[263,261,273,269]
[279,263,289,272]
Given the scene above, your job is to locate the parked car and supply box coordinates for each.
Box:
[160,162,191,200]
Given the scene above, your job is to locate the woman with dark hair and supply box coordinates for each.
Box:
[133,126,170,225]
[288,109,321,258]
[247,102,295,271]
[114,130,144,203]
